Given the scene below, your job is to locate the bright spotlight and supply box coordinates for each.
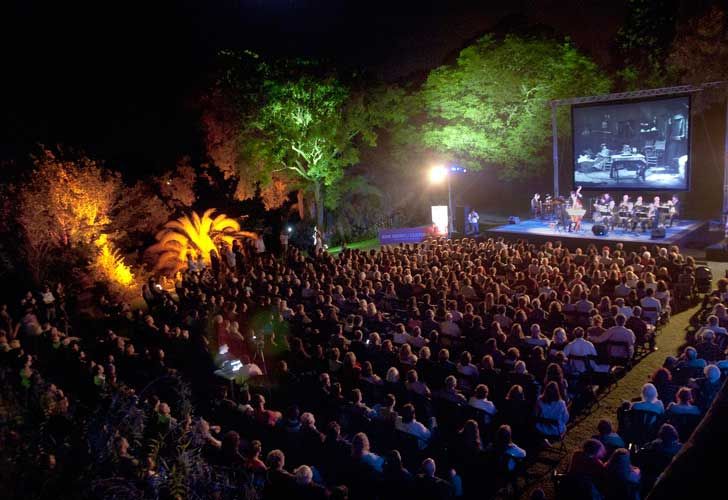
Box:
[287,226,293,233]
[429,165,448,184]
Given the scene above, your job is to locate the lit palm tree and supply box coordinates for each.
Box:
[148,209,256,275]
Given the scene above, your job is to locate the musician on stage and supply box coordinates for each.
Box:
[531,193,542,218]
[667,195,679,227]
[630,196,646,232]
[598,193,612,206]
[618,194,632,211]
[569,186,583,208]
[617,195,632,230]
[647,196,662,231]
[568,186,584,232]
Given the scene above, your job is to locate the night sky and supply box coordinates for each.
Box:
[1,0,626,178]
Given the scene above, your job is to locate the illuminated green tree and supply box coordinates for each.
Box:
[409,35,611,180]
[203,52,405,228]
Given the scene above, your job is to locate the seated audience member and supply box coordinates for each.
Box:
[650,367,678,407]
[434,375,467,404]
[592,419,625,457]
[265,450,295,498]
[666,387,701,416]
[373,393,399,424]
[592,314,636,360]
[525,324,549,349]
[252,394,283,426]
[677,347,707,370]
[563,327,597,374]
[534,381,570,440]
[631,383,665,414]
[381,450,414,500]
[468,384,497,423]
[244,440,268,473]
[395,403,432,449]
[567,438,607,490]
[640,287,662,324]
[293,464,328,500]
[690,364,723,411]
[695,330,721,362]
[625,307,654,349]
[414,458,457,500]
[488,424,527,472]
[636,424,682,491]
[605,449,641,499]
[640,423,682,457]
[351,432,384,473]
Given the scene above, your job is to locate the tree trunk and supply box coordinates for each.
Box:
[314,180,324,230]
[296,190,305,220]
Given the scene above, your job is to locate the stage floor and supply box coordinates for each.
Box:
[484,218,707,249]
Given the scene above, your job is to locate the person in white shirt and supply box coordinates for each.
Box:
[615,298,633,319]
[468,384,497,423]
[592,314,636,359]
[563,327,598,374]
[640,287,662,325]
[440,313,461,339]
[467,209,480,235]
[395,403,432,449]
[254,236,266,254]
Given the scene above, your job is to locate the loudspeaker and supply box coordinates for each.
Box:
[651,226,666,239]
[508,216,520,224]
[454,206,466,234]
[592,224,608,236]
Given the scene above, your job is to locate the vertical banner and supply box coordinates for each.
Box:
[431,205,448,235]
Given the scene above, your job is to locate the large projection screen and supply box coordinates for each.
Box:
[572,95,690,191]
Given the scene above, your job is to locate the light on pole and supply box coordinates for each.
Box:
[429,165,462,237]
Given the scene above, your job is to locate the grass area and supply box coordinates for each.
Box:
[327,237,380,254]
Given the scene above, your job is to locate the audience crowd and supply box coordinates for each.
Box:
[0,236,715,500]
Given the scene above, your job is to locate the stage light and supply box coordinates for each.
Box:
[287,226,292,233]
[429,165,448,184]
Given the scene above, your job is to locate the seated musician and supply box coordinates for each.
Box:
[617,195,632,230]
[630,196,646,232]
[642,196,661,231]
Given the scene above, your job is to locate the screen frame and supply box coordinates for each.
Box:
[570,94,692,192]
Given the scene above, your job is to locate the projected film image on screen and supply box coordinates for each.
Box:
[572,96,690,190]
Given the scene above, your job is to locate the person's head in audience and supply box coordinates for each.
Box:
[581,438,606,460]
[386,367,400,383]
[615,314,626,327]
[294,465,313,485]
[383,450,404,473]
[542,381,562,403]
[606,448,636,481]
[400,403,416,423]
[640,383,659,404]
[651,367,672,386]
[266,449,286,470]
[474,384,489,401]
[421,458,437,477]
[506,384,524,401]
[573,327,585,339]
[656,423,680,447]
[351,432,371,459]
[705,364,721,383]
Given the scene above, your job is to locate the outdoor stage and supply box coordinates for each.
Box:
[483,218,708,250]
